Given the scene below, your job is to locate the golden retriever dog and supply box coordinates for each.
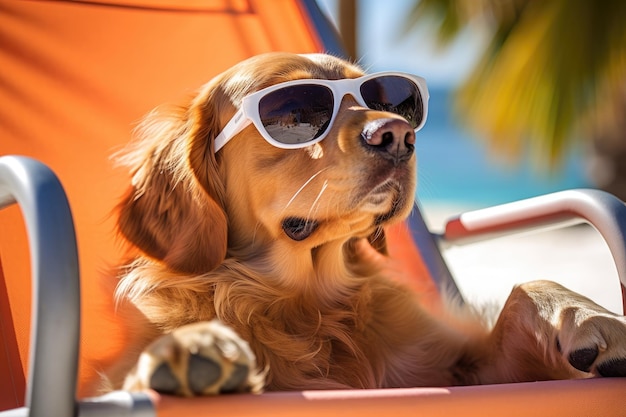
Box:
[112,52,626,396]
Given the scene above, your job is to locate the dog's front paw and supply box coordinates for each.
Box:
[123,320,265,396]
[557,308,626,377]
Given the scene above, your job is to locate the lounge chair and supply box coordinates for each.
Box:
[1,1,624,416]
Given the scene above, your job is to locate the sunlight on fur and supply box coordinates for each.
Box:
[108,52,626,395]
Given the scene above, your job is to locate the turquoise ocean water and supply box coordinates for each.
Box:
[415,88,593,207]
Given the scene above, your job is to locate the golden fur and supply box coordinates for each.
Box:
[112,53,626,393]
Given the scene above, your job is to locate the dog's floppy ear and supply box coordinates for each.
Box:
[116,86,228,274]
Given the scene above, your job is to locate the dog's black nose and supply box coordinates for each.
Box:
[360,118,415,165]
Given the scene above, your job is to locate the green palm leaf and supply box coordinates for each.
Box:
[409,0,626,168]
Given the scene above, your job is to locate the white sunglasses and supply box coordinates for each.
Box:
[213,72,429,152]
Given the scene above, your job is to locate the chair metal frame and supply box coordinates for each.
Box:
[0,156,152,417]
[410,189,626,304]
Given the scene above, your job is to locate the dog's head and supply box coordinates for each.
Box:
[117,53,424,278]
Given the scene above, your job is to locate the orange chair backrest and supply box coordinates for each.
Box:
[0,0,436,406]
[0,0,322,402]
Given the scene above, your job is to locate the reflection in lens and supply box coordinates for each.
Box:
[258,85,333,145]
[360,76,423,129]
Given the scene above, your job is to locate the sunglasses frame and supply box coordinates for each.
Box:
[213,71,429,153]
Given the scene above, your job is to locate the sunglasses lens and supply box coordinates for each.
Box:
[258,85,334,145]
[360,76,423,129]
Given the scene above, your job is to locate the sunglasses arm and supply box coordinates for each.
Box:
[213,108,251,152]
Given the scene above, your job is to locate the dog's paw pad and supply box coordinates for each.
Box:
[188,353,222,394]
[123,320,265,396]
[150,362,181,395]
[558,312,626,377]
[220,363,251,393]
[568,347,599,373]
[597,357,626,377]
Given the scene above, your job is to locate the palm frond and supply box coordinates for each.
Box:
[409,0,626,168]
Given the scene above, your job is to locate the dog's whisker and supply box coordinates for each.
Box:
[284,167,330,212]
[251,221,262,246]
[306,180,328,223]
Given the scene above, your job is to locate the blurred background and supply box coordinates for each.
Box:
[316,0,626,313]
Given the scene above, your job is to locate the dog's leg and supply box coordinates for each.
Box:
[478,280,626,383]
[122,320,265,396]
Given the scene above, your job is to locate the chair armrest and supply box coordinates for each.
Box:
[0,156,80,417]
[439,189,626,305]
[0,156,154,417]
[148,378,626,417]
